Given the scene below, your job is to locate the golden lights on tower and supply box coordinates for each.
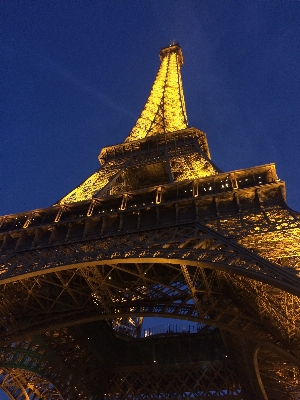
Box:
[125,44,188,142]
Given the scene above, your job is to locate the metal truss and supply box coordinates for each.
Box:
[103,363,242,399]
[0,322,117,399]
[0,367,63,399]
[0,215,299,397]
[1,217,299,292]
[0,43,299,399]
[0,325,244,399]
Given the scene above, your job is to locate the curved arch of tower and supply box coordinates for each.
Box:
[0,44,299,400]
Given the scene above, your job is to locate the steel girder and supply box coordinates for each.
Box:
[0,367,63,400]
[0,217,299,398]
[0,324,244,399]
[1,42,300,399]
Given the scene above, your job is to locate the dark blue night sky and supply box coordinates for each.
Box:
[1,3,300,398]
[2,2,300,215]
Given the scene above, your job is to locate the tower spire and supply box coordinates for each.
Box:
[124,43,188,142]
[57,44,218,205]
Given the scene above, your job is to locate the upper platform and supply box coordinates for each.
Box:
[57,44,210,204]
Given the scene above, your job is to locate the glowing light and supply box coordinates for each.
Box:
[125,45,187,142]
[58,161,126,204]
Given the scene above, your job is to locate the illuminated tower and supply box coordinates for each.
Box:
[0,44,299,399]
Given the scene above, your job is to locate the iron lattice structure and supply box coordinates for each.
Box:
[0,44,299,399]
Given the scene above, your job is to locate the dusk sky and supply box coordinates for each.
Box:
[2,1,300,217]
[1,3,300,397]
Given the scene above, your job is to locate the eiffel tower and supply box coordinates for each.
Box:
[0,43,299,400]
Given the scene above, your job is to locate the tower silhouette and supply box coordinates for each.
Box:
[0,44,299,399]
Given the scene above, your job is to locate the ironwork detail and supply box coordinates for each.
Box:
[0,44,299,399]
